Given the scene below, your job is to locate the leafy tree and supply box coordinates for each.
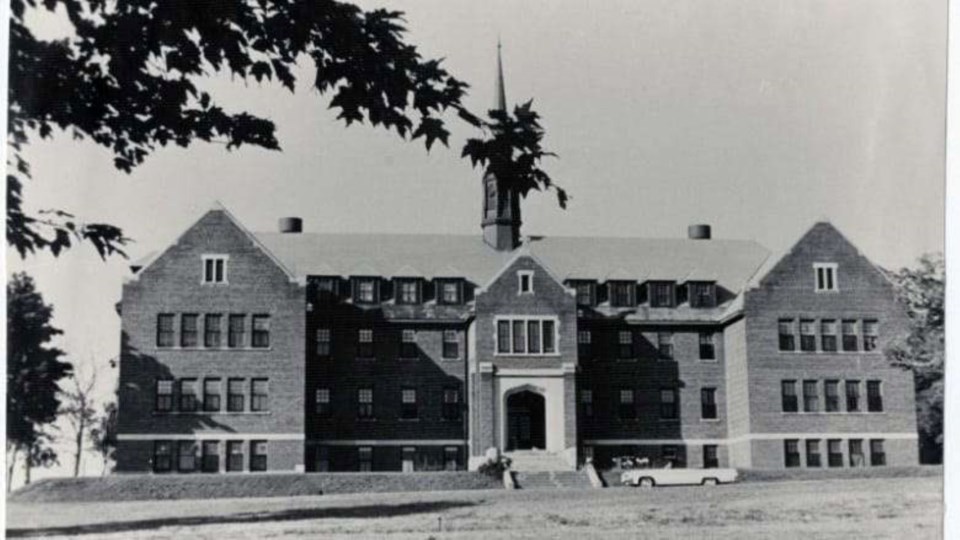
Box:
[90,401,118,475]
[886,253,944,464]
[6,272,72,490]
[9,0,563,259]
[59,368,98,477]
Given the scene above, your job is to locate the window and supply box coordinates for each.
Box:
[700,388,718,420]
[827,439,843,467]
[180,379,198,412]
[201,441,219,473]
[400,330,418,359]
[444,447,459,471]
[315,276,339,300]
[442,330,459,359]
[203,379,221,412]
[226,441,244,472]
[355,278,378,304]
[820,320,838,352]
[660,388,679,420]
[250,379,269,412]
[848,439,865,467]
[227,378,244,412]
[806,439,822,467]
[799,319,816,352]
[316,388,331,418]
[618,330,635,360]
[842,320,859,352]
[316,328,331,357]
[402,446,416,473]
[610,281,636,307]
[618,389,636,420]
[824,380,839,412]
[495,318,558,355]
[781,380,798,413]
[442,387,460,421]
[157,314,175,348]
[228,314,245,348]
[358,329,374,359]
[250,441,267,472]
[153,441,173,473]
[439,280,461,305]
[316,446,330,472]
[155,380,174,412]
[358,387,374,419]
[251,315,270,348]
[688,282,716,308]
[814,263,838,292]
[397,279,420,304]
[778,319,796,351]
[202,255,228,284]
[863,320,878,351]
[703,445,719,469]
[181,314,199,348]
[661,445,679,466]
[573,281,596,306]
[358,447,373,472]
[802,380,818,413]
[518,271,534,294]
[178,441,197,472]
[867,380,883,412]
[400,388,418,420]
[784,439,800,468]
[657,332,674,360]
[577,330,592,359]
[699,332,716,360]
[649,281,675,308]
[870,439,886,466]
[845,380,861,412]
[581,389,594,417]
[204,314,222,348]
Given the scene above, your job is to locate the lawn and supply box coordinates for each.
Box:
[6,475,942,539]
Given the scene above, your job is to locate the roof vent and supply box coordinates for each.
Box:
[688,224,711,240]
[278,217,303,234]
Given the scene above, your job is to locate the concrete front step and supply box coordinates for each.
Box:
[513,470,592,490]
[504,451,570,472]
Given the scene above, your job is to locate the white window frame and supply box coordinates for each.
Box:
[493,315,561,356]
[813,262,839,292]
[201,254,229,284]
[517,270,535,295]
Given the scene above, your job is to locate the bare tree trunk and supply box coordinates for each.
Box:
[73,421,84,477]
[7,446,18,493]
[24,458,31,486]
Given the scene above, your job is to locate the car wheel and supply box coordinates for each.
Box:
[639,477,655,488]
[702,478,719,486]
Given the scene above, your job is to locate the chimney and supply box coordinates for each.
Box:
[278,217,303,234]
[688,224,711,240]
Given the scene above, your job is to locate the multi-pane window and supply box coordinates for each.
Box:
[316,388,331,418]
[781,380,798,412]
[845,380,860,412]
[358,447,373,472]
[316,328,331,357]
[657,332,674,360]
[250,379,269,412]
[400,388,418,420]
[153,441,173,473]
[848,439,865,467]
[496,318,558,355]
[400,330,418,359]
[442,330,459,359]
[778,319,796,351]
[442,387,460,421]
[181,314,199,348]
[802,380,818,412]
[660,388,679,420]
[397,279,420,304]
[870,439,886,466]
[814,263,838,292]
[355,278,378,304]
[251,315,270,348]
[618,389,636,420]
[316,446,330,472]
[228,314,246,348]
[204,314,222,348]
[444,447,459,471]
[842,320,859,352]
[700,388,718,420]
[577,330,592,360]
[574,281,596,306]
[315,277,339,300]
[203,378,221,412]
[618,330,635,360]
[180,379,198,412]
[610,281,635,307]
[862,320,879,351]
[827,439,843,467]
[806,439,821,467]
[784,439,801,468]
[156,380,174,412]
[157,314,175,348]
[358,329,374,359]
[699,333,716,360]
[688,282,716,308]
[824,380,839,412]
[358,387,374,419]
[867,381,883,412]
[439,280,461,304]
[661,445,679,466]
[178,441,197,472]
[201,441,219,473]
[703,445,719,469]
[820,320,838,352]
[649,282,676,308]
[202,255,228,284]
[226,441,244,472]
[799,319,816,352]
[580,389,594,417]
[227,378,245,412]
[250,441,267,472]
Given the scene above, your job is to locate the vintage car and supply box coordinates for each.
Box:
[620,467,739,487]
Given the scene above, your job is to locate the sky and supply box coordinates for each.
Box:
[6,0,947,482]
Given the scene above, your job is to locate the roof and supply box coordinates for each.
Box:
[254,232,771,293]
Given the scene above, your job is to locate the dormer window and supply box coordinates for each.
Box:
[814,263,838,292]
[437,279,463,305]
[202,255,228,284]
[518,271,534,294]
[353,277,379,304]
[314,276,340,302]
[609,281,636,307]
[396,279,421,305]
[688,282,716,308]
[570,280,597,307]
[649,281,676,308]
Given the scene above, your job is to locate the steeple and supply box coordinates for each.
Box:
[482,40,521,251]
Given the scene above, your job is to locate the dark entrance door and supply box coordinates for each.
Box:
[506,391,546,450]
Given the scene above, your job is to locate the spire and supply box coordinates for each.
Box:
[495,39,507,112]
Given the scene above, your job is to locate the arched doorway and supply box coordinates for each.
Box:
[506,390,546,450]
